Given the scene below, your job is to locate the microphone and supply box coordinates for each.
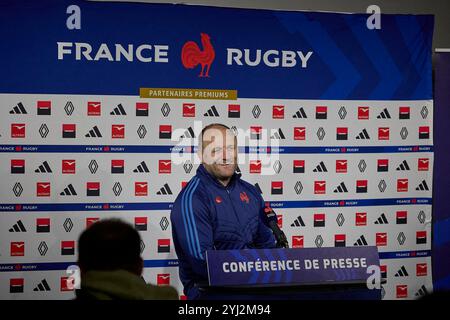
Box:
[263,205,289,248]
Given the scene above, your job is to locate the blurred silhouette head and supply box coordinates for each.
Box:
[78,219,143,276]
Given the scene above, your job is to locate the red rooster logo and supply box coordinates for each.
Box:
[181,33,215,77]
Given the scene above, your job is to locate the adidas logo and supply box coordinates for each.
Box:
[9,220,26,232]
[291,216,305,227]
[377,108,391,119]
[180,127,195,138]
[415,285,428,297]
[333,182,348,193]
[60,184,77,196]
[133,161,150,173]
[254,183,263,194]
[354,235,368,246]
[395,266,409,277]
[35,161,52,173]
[356,129,370,140]
[313,161,327,172]
[204,105,219,117]
[396,160,410,171]
[293,107,307,118]
[110,104,127,115]
[9,102,27,114]
[85,126,102,138]
[157,183,172,195]
[33,279,51,292]
[271,129,286,140]
[416,180,429,191]
[374,213,388,224]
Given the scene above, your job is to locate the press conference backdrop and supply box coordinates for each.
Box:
[0,0,433,299]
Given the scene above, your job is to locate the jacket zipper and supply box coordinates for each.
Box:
[226,187,242,229]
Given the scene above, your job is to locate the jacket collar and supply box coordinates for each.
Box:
[197,163,241,189]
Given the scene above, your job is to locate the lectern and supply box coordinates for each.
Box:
[199,246,381,300]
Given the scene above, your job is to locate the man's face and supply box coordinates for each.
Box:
[200,127,237,182]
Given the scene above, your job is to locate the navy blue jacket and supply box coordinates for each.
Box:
[170,164,276,299]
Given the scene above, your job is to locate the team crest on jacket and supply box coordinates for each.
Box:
[240,192,249,204]
[215,196,222,204]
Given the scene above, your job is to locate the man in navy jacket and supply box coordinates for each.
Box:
[171,123,276,299]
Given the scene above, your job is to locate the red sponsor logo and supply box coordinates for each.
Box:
[396,285,408,298]
[228,104,240,116]
[158,239,170,251]
[11,159,25,173]
[62,160,76,174]
[10,278,24,291]
[159,160,172,174]
[183,103,196,117]
[419,126,430,138]
[417,231,427,243]
[335,234,346,246]
[378,127,390,140]
[358,106,369,119]
[378,159,389,171]
[11,242,25,256]
[356,180,368,191]
[294,127,306,140]
[157,273,171,286]
[135,182,148,196]
[37,100,51,114]
[272,105,285,119]
[86,217,100,228]
[88,101,101,116]
[111,159,124,172]
[250,160,262,174]
[376,233,388,246]
[134,217,147,228]
[380,265,387,276]
[36,218,50,230]
[355,212,367,226]
[61,277,75,292]
[11,123,25,138]
[112,124,125,139]
[250,126,262,139]
[314,181,326,194]
[62,124,76,137]
[336,160,347,173]
[416,263,428,276]
[293,160,305,172]
[37,182,51,197]
[271,181,283,194]
[418,158,429,171]
[86,217,99,228]
[396,211,407,223]
[159,125,172,138]
[292,236,304,248]
[399,106,410,118]
[397,179,408,192]
[136,102,149,114]
[316,106,327,118]
[336,127,348,139]
[314,213,325,226]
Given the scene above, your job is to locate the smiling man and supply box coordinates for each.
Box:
[170,123,276,300]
